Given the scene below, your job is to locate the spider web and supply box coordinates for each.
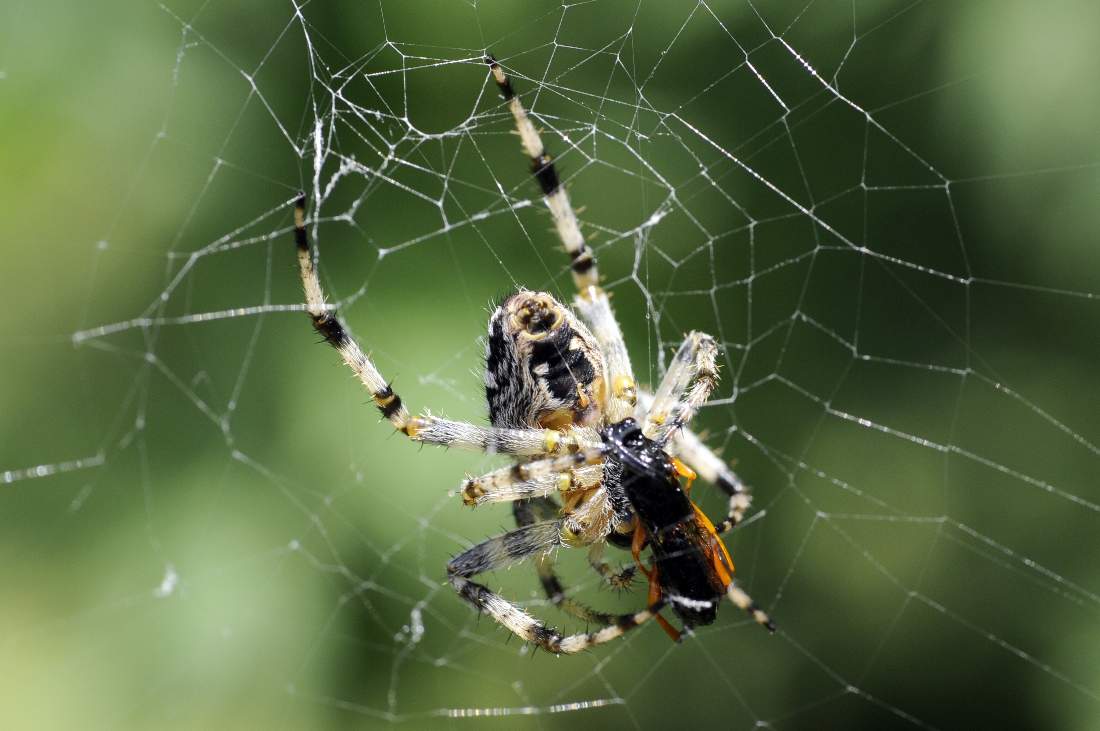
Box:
[3,0,1099,728]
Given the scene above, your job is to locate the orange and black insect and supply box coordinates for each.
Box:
[603,419,776,638]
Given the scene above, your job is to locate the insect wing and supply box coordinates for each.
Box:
[690,501,735,587]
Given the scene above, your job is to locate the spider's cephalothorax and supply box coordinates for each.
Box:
[486,290,605,430]
[289,56,773,654]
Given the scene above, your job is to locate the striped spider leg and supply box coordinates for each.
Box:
[659,417,753,534]
[293,195,573,460]
[292,54,772,652]
[448,517,665,654]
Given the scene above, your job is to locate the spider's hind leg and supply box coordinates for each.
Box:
[514,498,633,624]
[447,518,664,654]
[485,56,638,423]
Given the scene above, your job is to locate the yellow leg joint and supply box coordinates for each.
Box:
[612,374,638,406]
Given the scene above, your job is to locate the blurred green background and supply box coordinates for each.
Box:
[2,1,1098,729]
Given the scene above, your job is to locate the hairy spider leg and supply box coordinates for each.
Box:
[459,447,606,504]
[652,409,754,533]
[460,463,603,507]
[643,331,720,446]
[447,519,665,654]
[641,333,754,533]
[514,497,632,626]
[485,56,637,423]
[293,194,583,458]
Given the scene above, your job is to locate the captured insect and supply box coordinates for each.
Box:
[290,56,774,654]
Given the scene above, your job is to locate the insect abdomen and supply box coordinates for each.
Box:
[648,525,722,627]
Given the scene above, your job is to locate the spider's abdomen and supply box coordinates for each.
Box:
[485,291,606,430]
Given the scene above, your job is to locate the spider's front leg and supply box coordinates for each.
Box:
[447,519,664,654]
[639,387,754,533]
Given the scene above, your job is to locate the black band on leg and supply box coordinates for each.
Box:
[294,193,309,251]
[570,249,595,276]
[376,386,404,420]
[532,154,561,195]
[311,313,347,348]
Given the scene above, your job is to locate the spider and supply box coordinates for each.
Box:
[290,56,774,654]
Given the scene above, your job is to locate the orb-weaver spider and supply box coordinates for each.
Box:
[291,56,774,654]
